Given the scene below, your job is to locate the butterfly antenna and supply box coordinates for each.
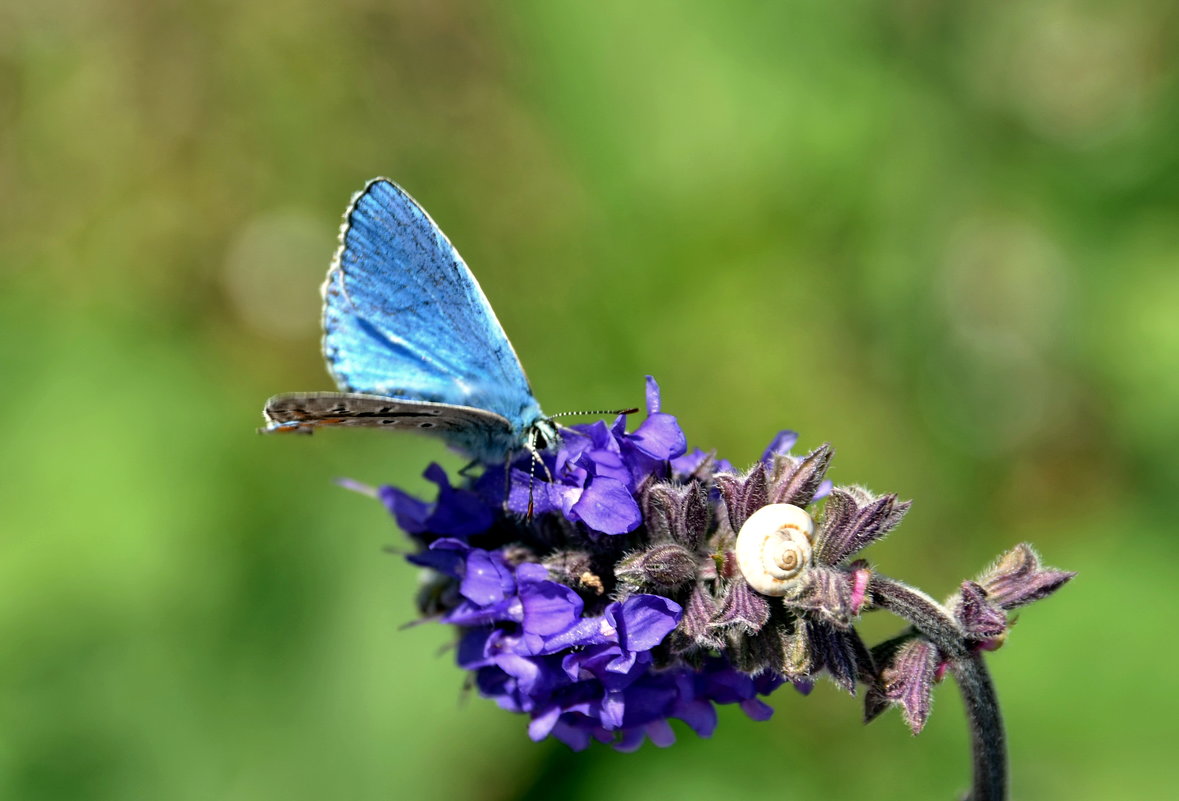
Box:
[526,459,535,520]
[546,407,640,421]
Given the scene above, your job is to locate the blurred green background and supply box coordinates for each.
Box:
[1,1,1175,799]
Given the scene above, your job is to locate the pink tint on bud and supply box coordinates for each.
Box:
[850,568,871,614]
[934,660,949,682]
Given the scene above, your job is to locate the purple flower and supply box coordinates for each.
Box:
[354,376,1071,749]
[381,463,493,537]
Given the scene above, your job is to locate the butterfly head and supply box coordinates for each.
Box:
[528,417,561,453]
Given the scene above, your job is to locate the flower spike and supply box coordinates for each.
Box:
[331,374,1071,798]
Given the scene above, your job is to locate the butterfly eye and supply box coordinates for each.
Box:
[531,420,561,451]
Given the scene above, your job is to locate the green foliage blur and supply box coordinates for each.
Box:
[2,1,1176,799]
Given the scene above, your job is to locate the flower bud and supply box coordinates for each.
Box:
[615,543,698,591]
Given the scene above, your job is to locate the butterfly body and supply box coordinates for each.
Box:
[262,178,553,463]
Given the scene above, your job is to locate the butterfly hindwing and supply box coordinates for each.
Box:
[322,179,542,434]
[263,392,517,455]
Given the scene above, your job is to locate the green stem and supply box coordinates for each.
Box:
[870,574,1008,801]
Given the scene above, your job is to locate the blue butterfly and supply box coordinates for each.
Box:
[262,178,558,463]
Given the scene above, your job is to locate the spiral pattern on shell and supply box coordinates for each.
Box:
[734,503,815,596]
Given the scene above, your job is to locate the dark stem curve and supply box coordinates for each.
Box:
[870,574,1008,801]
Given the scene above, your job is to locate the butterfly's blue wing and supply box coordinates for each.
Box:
[310,178,545,460]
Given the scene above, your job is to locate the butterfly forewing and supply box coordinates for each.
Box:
[322,179,542,431]
[260,178,550,463]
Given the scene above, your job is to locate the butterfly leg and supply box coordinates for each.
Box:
[501,453,513,515]
[523,428,556,519]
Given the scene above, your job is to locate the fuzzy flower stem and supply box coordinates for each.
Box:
[870,574,1007,801]
[868,575,968,658]
[951,653,1006,801]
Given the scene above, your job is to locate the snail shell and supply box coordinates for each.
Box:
[735,503,815,596]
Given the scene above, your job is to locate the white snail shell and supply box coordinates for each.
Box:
[735,503,815,596]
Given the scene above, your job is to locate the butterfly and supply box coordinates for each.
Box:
[261,178,559,464]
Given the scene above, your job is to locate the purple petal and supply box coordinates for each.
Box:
[582,445,633,487]
[699,667,756,704]
[377,485,430,534]
[601,690,626,729]
[542,616,615,653]
[515,562,550,583]
[456,628,494,669]
[442,597,516,627]
[629,412,688,460]
[460,549,513,606]
[521,581,585,637]
[425,468,496,536]
[571,476,642,534]
[491,652,544,697]
[550,720,593,751]
[560,651,588,682]
[553,429,594,474]
[407,536,470,573]
[528,706,562,741]
[674,698,718,737]
[670,448,711,478]
[612,729,646,753]
[501,467,560,517]
[580,420,621,454]
[566,643,636,680]
[739,698,775,721]
[752,672,787,696]
[645,719,676,747]
[551,478,589,523]
[618,673,678,724]
[645,375,662,414]
[613,595,682,652]
[761,430,799,463]
[605,650,639,675]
